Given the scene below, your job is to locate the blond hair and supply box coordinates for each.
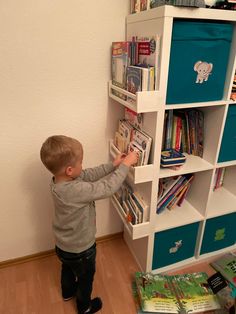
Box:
[40,135,83,175]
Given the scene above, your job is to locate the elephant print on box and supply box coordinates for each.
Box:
[194,61,213,84]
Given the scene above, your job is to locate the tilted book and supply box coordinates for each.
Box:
[135,272,221,313]
[211,252,236,287]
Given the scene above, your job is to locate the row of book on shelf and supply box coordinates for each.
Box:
[111,35,160,101]
[114,183,148,225]
[115,167,228,223]
[113,109,150,224]
[162,108,204,158]
[114,108,152,166]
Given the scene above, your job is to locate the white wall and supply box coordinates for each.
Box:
[0,0,128,261]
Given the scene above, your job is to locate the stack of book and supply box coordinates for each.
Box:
[160,148,186,167]
[133,271,221,314]
[114,183,148,224]
[213,167,226,191]
[114,116,152,166]
[162,109,204,158]
[156,174,194,214]
[111,35,160,100]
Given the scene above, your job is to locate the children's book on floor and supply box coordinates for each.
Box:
[134,272,221,313]
[211,252,236,287]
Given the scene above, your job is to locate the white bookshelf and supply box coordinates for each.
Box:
[109,6,236,272]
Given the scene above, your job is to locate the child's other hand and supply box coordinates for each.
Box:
[122,151,139,167]
[113,153,126,167]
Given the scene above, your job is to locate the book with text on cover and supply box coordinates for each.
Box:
[211,252,236,287]
[111,41,130,100]
[135,272,221,313]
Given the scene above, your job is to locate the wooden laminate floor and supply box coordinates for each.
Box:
[0,237,221,314]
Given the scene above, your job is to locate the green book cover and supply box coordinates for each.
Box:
[135,272,220,313]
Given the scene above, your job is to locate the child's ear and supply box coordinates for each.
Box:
[65,166,73,176]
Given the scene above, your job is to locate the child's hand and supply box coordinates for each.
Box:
[122,151,139,167]
[113,153,126,167]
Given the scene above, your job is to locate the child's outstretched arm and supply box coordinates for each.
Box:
[80,162,115,182]
[80,153,130,182]
[68,151,139,202]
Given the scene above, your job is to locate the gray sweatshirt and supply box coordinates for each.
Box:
[50,162,129,253]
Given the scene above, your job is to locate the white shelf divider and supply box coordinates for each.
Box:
[109,81,162,113]
[111,195,150,240]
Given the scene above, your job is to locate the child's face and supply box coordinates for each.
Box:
[70,158,83,178]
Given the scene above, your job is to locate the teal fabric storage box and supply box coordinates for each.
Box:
[218,104,236,162]
[166,20,233,104]
[152,222,199,269]
[200,212,236,255]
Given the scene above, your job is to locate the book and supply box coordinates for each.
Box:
[157,174,193,213]
[135,271,221,313]
[114,131,126,153]
[132,191,149,222]
[160,160,186,167]
[128,141,145,166]
[167,174,194,210]
[124,107,143,130]
[140,0,150,11]
[165,110,173,149]
[157,176,182,204]
[157,176,185,213]
[127,66,142,103]
[118,119,133,153]
[131,0,140,13]
[136,35,160,89]
[210,252,236,287]
[161,149,186,163]
[111,41,130,100]
[115,183,148,224]
[131,128,152,165]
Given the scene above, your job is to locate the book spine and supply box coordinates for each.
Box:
[175,116,182,152]
[166,110,173,149]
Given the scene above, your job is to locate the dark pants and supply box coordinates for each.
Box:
[55,243,96,312]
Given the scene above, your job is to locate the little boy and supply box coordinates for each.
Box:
[40,135,138,314]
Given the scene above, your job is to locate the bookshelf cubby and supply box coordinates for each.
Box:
[109,6,236,272]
